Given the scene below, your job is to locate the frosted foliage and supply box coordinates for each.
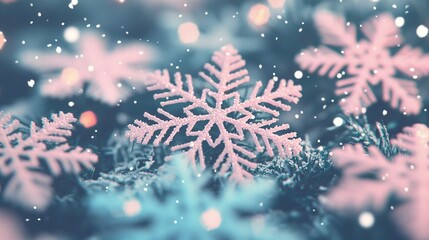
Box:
[127,45,302,182]
[325,124,429,240]
[89,157,293,240]
[296,11,429,115]
[0,112,98,210]
[22,33,152,105]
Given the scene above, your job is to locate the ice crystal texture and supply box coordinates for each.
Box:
[89,156,293,240]
[296,11,429,115]
[22,33,153,105]
[127,45,302,181]
[0,112,98,210]
[325,124,429,240]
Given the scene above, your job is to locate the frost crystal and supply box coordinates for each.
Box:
[127,45,302,181]
[0,112,98,210]
[296,11,429,115]
[325,124,429,240]
[22,33,153,105]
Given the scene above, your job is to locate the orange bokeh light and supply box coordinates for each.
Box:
[61,67,80,85]
[0,32,6,50]
[200,208,222,231]
[178,21,200,44]
[79,111,97,128]
[248,4,271,27]
[267,0,285,9]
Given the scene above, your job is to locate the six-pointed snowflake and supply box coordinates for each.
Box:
[296,11,429,115]
[126,45,302,182]
[21,32,154,105]
[324,124,429,240]
[0,112,98,210]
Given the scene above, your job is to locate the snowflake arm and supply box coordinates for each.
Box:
[296,11,429,115]
[393,46,429,78]
[361,14,402,48]
[0,112,98,210]
[335,76,377,115]
[314,10,357,47]
[21,33,152,105]
[326,124,429,240]
[325,144,400,211]
[127,45,302,181]
[295,47,348,79]
[381,77,420,114]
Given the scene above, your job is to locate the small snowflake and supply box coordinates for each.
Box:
[127,45,302,182]
[21,32,154,105]
[0,112,98,210]
[296,11,429,115]
[324,124,429,240]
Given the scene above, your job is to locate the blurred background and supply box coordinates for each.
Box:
[1,0,429,149]
[2,1,429,239]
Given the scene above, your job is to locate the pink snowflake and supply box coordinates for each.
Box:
[0,112,98,210]
[126,45,302,182]
[296,11,429,115]
[324,124,429,240]
[22,32,154,105]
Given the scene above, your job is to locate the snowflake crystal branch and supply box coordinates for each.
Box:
[127,45,302,182]
[21,33,154,105]
[0,112,98,210]
[324,124,429,240]
[296,11,429,115]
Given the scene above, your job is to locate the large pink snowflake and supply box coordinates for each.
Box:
[296,11,429,115]
[22,32,153,105]
[0,112,98,210]
[324,124,429,240]
[126,45,302,182]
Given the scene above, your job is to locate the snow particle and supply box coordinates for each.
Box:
[68,0,78,9]
[395,17,405,27]
[358,212,375,228]
[333,117,344,127]
[294,70,303,79]
[27,79,35,88]
[64,26,80,43]
[417,25,428,38]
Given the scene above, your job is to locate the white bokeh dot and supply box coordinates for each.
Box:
[358,212,375,228]
[416,25,428,38]
[395,17,405,27]
[294,70,303,79]
[63,26,80,43]
[333,117,344,127]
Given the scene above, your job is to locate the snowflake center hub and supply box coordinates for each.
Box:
[346,42,394,84]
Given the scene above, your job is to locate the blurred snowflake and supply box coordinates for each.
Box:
[21,32,155,105]
[296,11,429,115]
[324,124,429,240]
[89,156,296,240]
[127,45,302,182]
[0,112,97,210]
